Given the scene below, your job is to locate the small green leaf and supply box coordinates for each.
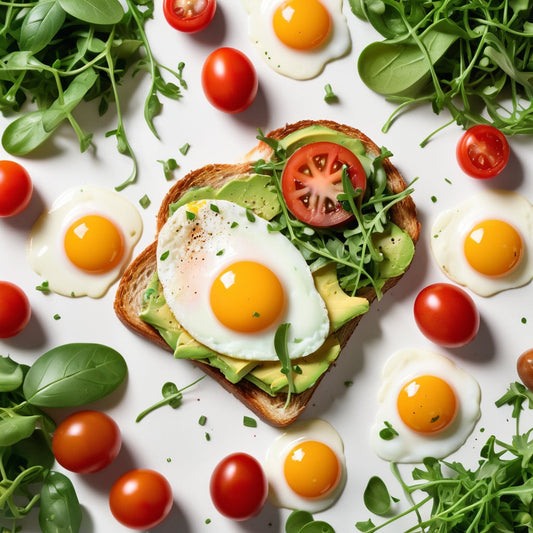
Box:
[57,0,124,24]
[363,476,392,516]
[0,356,25,392]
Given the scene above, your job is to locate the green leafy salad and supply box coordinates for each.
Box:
[350,0,533,140]
[140,125,417,397]
[0,0,185,189]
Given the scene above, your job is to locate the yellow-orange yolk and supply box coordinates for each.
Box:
[464,219,523,277]
[209,261,285,333]
[397,375,457,433]
[272,0,331,51]
[64,215,124,273]
[283,440,341,498]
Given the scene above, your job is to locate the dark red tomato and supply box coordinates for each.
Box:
[210,452,268,521]
[0,160,33,217]
[517,349,533,392]
[456,125,510,179]
[109,469,173,530]
[414,283,480,348]
[281,141,367,227]
[163,0,216,33]
[0,281,31,338]
[201,47,258,113]
[52,410,121,474]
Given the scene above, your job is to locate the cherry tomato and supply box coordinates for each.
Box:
[201,47,258,113]
[163,0,216,33]
[517,349,533,392]
[281,142,367,227]
[0,160,33,217]
[210,452,268,521]
[456,125,510,179]
[414,283,480,348]
[52,410,121,474]
[0,281,31,338]
[109,469,173,530]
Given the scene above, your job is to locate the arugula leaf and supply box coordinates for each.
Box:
[274,323,296,408]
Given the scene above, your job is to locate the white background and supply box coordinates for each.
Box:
[1,1,533,532]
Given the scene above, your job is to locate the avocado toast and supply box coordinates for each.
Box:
[114,120,420,427]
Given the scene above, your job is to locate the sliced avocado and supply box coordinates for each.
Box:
[373,222,415,279]
[246,335,341,395]
[174,330,215,360]
[208,354,258,384]
[313,263,369,331]
[276,125,376,178]
[169,174,281,220]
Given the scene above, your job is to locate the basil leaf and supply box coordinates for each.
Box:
[0,356,24,392]
[39,471,82,533]
[0,414,40,446]
[286,510,314,533]
[19,0,66,53]
[23,343,127,407]
[57,0,124,24]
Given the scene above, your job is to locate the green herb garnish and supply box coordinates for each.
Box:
[274,323,296,408]
[36,281,50,293]
[216,249,225,256]
[135,376,205,423]
[379,421,399,441]
[210,203,220,213]
[198,415,207,426]
[179,142,190,155]
[160,250,170,261]
[53,314,61,321]
[139,194,151,209]
[324,83,338,103]
[0,0,186,190]
[158,158,179,181]
[243,416,257,428]
[245,208,256,222]
[186,211,196,220]
[230,221,239,229]
[351,0,533,140]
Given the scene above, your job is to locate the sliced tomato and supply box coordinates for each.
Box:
[281,142,367,227]
[456,125,510,179]
[163,0,216,33]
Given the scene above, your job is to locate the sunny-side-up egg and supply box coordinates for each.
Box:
[370,349,481,463]
[27,185,142,298]
[156,199,329,361]
[241,0,351,80]
[265,418,346,512]
[431,189,533,297]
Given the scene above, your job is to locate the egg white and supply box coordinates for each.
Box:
[430,189,533,297]
[27,185,142,298]
[265,418,346,512]
[370,349,481,463]
[156,199,329,361]
[242,0,351,80]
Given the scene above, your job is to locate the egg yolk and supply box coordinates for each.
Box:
[64,215,124,273]
[283,440,341,499]
[464,219,523,277]
[397,375,457,434]
[210,261,285,333]
[272,0,331,50]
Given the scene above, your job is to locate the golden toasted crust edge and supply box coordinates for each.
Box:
[114,120,420,427]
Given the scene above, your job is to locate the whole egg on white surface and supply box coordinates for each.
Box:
[27,185,143,298]
[241,0,351,80]
[370,349,481,463]
[265,418,346,512]
[156,199,330,361]
[430,189,533,296]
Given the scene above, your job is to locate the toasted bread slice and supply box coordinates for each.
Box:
[114,120,420,427]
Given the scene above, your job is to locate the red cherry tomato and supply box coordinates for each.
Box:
[0,281,31,338]
[201,47,258,113]
[52,410,121,474]
[109,469,173,530]
[456,125,510,179]
[281,141,367,227]
[414,283,480,348]
[210,452,268,521]
[0,160,33,217]
[517,349,533,392]
[163,0,216,33]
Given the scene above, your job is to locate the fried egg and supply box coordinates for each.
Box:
[27,185,142,298]
[430,190,533,296]
[156,199,329,361]
[242,0,351,80]
[370,349,481,463]
[265,418,346,512]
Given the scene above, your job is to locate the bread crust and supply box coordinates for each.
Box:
[114,120,420,427]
